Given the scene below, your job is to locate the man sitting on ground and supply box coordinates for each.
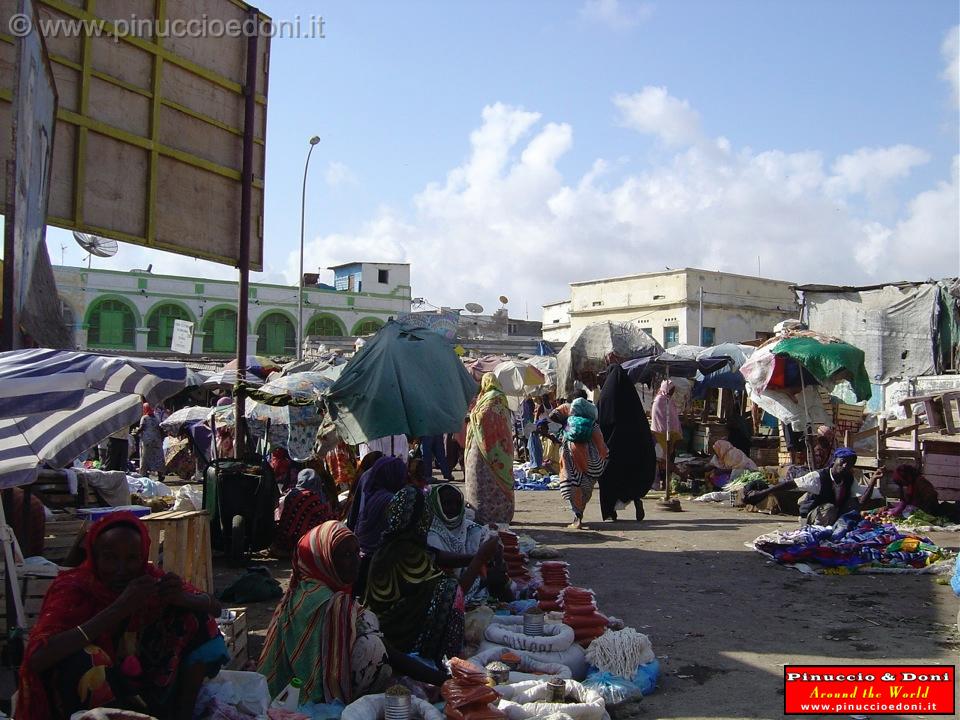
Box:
[743,448,881,526]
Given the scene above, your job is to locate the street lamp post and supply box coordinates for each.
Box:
[298,135,321,360]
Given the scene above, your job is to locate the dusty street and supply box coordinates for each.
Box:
[221,487,960,720]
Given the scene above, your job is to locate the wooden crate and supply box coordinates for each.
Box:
[218,608,248,670]
[142,510,213,593]
[41,518,86,564]
[0,572,58,639]
[924,440,960,501]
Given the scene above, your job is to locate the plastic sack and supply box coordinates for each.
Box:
[341,693,445,720]
[173,484,203,512]
[485,622,575,653]
[496,680,608,720]
[469,646,572,681]
[195,670,270,719]
[477,640,587,681]
[951,556,960,597]
[582,671,643,707]
[465,606,496,645]
[633,660,660,696]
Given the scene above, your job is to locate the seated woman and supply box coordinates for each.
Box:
[346,455,407,597]
[19,513,226,720]
[259,521,392,704]
[347,455,408,553]
[888,464,951,519]
[426,485,512,603]
[364,487,497,666]
[272,468,338,557]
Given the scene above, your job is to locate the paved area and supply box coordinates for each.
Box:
[219,487,960,720]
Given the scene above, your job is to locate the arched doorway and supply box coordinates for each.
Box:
[256,312,296,356]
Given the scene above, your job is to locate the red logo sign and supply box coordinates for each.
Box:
[784,665,955,715]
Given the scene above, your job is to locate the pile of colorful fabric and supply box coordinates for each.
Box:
[751,514,951,573]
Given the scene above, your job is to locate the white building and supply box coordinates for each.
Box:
[546,268,798,348]
[541,300,572,344]
[53,261,411,356]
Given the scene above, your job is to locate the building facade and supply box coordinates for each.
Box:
[541,300,572,344]
[545,268,798,348]
[54,262,411,356]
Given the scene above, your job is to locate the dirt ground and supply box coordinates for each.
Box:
[214,484,960,720]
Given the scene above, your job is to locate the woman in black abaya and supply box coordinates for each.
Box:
[597,365,657,521]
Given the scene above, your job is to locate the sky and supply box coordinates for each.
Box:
[26,0,960,318]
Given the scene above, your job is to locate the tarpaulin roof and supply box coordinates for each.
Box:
[802,282,952,383]
[772,336,872,401]
[324,322,479,444]
[622,353,732,383]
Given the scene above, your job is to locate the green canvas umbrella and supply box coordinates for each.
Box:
[324,322,479,444]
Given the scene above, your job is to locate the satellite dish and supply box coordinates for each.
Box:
[464,302,484,314]
[498,295,509,305]
[73,232,118,268]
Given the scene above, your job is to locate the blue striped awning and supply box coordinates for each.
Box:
[0,349,187,420]
[0,349,188,487]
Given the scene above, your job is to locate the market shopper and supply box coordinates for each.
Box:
[464,373,516,524]
[651,380,682,487]
[136,402,166,480]
[743,448,882,525]
[597,365,657,522]
[19,513,226,719]
[558,397,608,529]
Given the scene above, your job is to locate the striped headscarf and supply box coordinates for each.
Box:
[259,521,360,704]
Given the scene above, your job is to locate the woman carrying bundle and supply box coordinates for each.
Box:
[557,398,608,529]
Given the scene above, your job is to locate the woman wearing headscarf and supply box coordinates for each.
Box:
[259,522,391,705]
[19,513,226,719]
[651,380,682,486]
[597,365,657,522]
[559,398,609,529]
[426,485,510,603]
[136,403,165,480]
[887,465,944,518]
[347,456,408,555]
[272,468,338,557]
[365,487,495,666]
[464,373,515,524]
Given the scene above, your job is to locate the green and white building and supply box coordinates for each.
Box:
[53,261,412,356]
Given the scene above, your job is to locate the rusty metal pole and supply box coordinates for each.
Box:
[234,8,259,458]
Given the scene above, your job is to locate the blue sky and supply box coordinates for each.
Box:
[32,0,960,315]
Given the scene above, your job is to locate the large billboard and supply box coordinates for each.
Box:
[0,0,270,270]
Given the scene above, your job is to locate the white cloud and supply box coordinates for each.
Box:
[943,25,959,106]
[614,87,701,146]
[826,145,931,199]
[325,160,358,188]
[286,96,956,316]
[580,0,654,30]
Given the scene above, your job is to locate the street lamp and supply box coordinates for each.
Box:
[298,135,321,360]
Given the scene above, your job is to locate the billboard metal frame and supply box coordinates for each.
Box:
[0,0,269,269]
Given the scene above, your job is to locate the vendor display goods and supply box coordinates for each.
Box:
[559,587,609,647]
[499,531,532,585]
